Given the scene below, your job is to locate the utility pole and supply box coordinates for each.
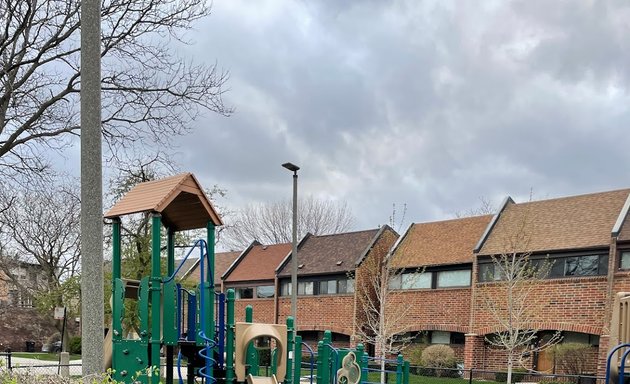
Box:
[81,0,104,374]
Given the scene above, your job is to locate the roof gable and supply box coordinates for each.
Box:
[389,215,493,268]
[224,242,291,282]
[277,228,381,277]
[479,189,630,255]
[105,173,222,231]
[179,250,241,284]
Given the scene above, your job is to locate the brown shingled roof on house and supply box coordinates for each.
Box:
[224,243,291,282]
[277,228,385,277]
[479,189,630,255]
[389,215,493,268]
[105,173,222,230]
[180,250,241,284]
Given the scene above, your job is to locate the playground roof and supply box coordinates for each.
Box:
[223,241,291,282]
[104,173,223,231]
[478,188,630,255]
[276,227,394,277]
[389,215,492,268]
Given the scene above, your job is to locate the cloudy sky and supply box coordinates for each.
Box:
[141,0,630,231]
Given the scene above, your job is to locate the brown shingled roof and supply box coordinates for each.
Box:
[105,173,222,231]
[276,228,385,277]
[479,189,630,255]
[224,243,291,282]
[180,250,241,284]
[389,215,493,268]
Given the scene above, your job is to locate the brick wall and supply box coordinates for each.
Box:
[277,295,355,336]
[233,298,275,324]
[0,307,58,351]
[389,288,471,333]
[472,276,608,335]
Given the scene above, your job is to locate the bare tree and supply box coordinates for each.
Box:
[0,0,231,178]
[221,196,355,250]
[454,196,496,218]
[0,177,81,349]
[355,239,420,384]
[479,212,560,383]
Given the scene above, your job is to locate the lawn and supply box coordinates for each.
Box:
[10,352,81,361]
[296,368,496,384]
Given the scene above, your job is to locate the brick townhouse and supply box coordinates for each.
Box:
[205,187,630,377]
[387,215,493,362]
[275,227,399,348]
[468,189,630,376]
[178,249,241,290]
[221,241,291,324]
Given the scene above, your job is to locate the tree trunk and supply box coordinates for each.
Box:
[380,358,386,384]
[507,355,513,384]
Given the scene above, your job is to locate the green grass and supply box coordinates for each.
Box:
[296,368,497,384]
[10,352,81,361]
[365,372,497,384]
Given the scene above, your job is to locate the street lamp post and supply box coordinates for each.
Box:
[282,162,300,331]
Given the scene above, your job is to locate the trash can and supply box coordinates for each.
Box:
[25,341,35,352]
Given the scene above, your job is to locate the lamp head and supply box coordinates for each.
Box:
[282,162,300,172]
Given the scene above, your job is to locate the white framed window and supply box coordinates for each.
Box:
[437,270,471,287]
[256,285,275,298]
[402,272,431,289]
[298,281,313,296]
[431,331,450,344]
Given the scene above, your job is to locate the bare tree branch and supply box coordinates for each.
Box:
[0,0,231,178]
[221,196,355,250]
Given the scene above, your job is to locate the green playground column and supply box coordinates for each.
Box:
[112,218,121,279]
[111,218,122,341]
[226,289,235,384]
[207,222,216,339]
[323,331,332,384]
[245,306,259,376]
[150,213,162,384]
[356,344,367,384]
[316,341,324,384]
[403,360,409,384]
[396,355,404,384]
[166,228,175,384]
[286,317,294,384]
[293,335,302,384]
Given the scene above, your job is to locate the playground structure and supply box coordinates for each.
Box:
[103,173,411,384]
[607,292,630,384]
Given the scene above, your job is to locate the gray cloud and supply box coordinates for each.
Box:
[168,0,630,233]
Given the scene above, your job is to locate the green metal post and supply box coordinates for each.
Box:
[245,306,259,376]
[207,222,216,342]
[316,341,324,384]
[112,219,121,279]
[166,227,175,384]
[396,355,403,384]
[403,360,409,384]
[356,344,366,384]
[321,332,331,384]
[226,289,235,384]
[111,218,122,342]
[245,305,253,322]
[167,228,175,275]
[150,213,162,384]
[294,335,302,384]
[271,348,278,375]
[286,317,294,384]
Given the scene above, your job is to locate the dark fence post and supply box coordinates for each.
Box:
[469,368,473,384]
[7,349,11,371]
